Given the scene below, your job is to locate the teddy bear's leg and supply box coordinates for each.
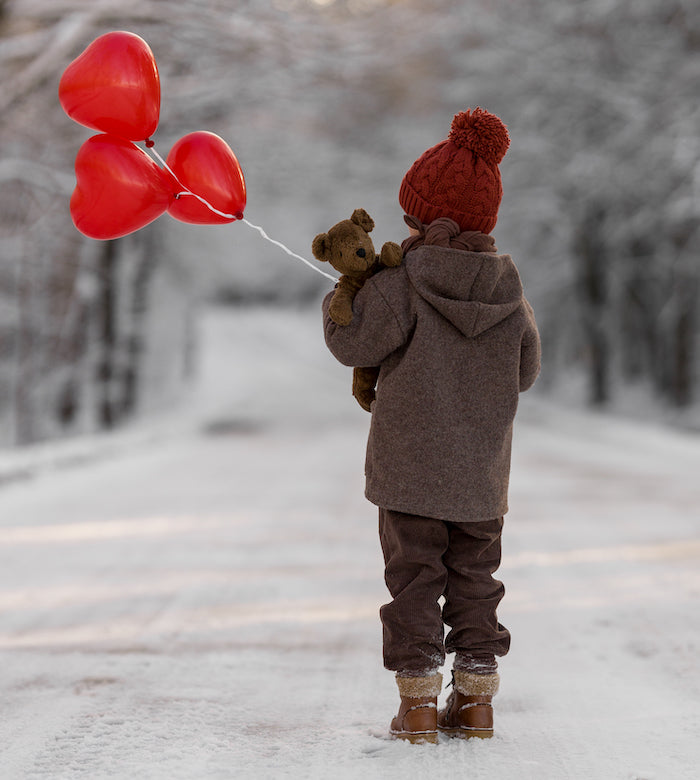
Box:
[328,277,357,326]
[352,366,380,412]
[328,290,354,326]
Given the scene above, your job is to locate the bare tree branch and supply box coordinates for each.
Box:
[0,0,144,115]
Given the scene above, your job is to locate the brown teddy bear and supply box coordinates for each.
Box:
[312,208,403,412]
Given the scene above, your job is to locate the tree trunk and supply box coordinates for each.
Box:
[121,231,158,418]
[671,278,697,407]
[574,207,610,406]
[96,240,117,429]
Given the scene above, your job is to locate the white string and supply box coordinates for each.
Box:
[145,143,173,177]
[241,218,339,283]
[146,143,240,220]
[141,140,339,284]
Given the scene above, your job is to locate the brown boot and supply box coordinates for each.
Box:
[389,673,442,744]
[438,670,499,739]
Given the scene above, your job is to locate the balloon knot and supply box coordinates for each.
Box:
[235,211,244,220]
[145,138,155,148]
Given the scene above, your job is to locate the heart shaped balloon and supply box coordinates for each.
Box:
[59,31,160,141]
[166,131,246,224]
[71,134,174,240]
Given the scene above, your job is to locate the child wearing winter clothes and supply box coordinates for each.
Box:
[322,108,541,743]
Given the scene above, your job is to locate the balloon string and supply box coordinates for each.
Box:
[144,142,177,182]
[144,142,238,220]
[240,219,339,283]
[141,140,338,284]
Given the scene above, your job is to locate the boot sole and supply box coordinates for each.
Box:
[438,726,493,740]
[389,730,439,745]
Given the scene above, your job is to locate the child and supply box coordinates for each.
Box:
[322,108,540,743]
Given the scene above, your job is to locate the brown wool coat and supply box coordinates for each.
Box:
[323,244,541,522]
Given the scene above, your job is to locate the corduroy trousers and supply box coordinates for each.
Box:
[378,507,511,675]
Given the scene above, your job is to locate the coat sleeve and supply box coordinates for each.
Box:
[322,272,411,367]
[519,299,541,392]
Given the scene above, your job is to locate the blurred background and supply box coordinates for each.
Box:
[1,0,699,446]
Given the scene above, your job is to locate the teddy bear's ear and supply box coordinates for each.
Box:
[312,233,329,261]
[350,208,374,233]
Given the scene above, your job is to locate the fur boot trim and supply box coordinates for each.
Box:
[453,671,499,697]
[396,672,443,698]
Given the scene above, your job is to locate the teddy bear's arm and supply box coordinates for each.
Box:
[379,241,403,268]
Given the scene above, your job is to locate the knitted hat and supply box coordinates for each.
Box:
[398,108,510,235]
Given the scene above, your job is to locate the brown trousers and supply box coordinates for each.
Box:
[379,508,510,675]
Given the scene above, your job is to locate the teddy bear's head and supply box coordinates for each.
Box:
[312,208,378,277]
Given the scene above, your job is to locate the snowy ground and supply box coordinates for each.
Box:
[1,306,699,780]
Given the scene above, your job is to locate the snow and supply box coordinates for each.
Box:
[1,304,699,779]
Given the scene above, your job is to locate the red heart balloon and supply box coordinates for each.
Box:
[71,135,173,240]
[59,31,160,141]
[166,131,246,224]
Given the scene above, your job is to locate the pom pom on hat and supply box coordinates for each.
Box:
[398,106,510,235]
[448,108,510,166]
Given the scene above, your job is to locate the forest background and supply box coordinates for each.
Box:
[1,0,699,445]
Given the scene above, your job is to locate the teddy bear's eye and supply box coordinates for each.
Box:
[356,248,366,258]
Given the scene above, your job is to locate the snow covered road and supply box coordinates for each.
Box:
[1,307,699,779]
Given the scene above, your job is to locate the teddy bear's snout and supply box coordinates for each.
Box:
[356,248,367,258]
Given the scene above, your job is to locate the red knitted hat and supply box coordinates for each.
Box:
[398,108,510,235]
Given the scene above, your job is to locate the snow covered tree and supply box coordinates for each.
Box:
[1,0,698,445]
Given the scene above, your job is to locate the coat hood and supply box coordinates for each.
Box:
[405,245,523,337]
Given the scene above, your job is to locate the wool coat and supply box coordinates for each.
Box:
[323,244,540,522]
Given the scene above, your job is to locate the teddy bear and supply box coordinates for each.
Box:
[312,208,403,412]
